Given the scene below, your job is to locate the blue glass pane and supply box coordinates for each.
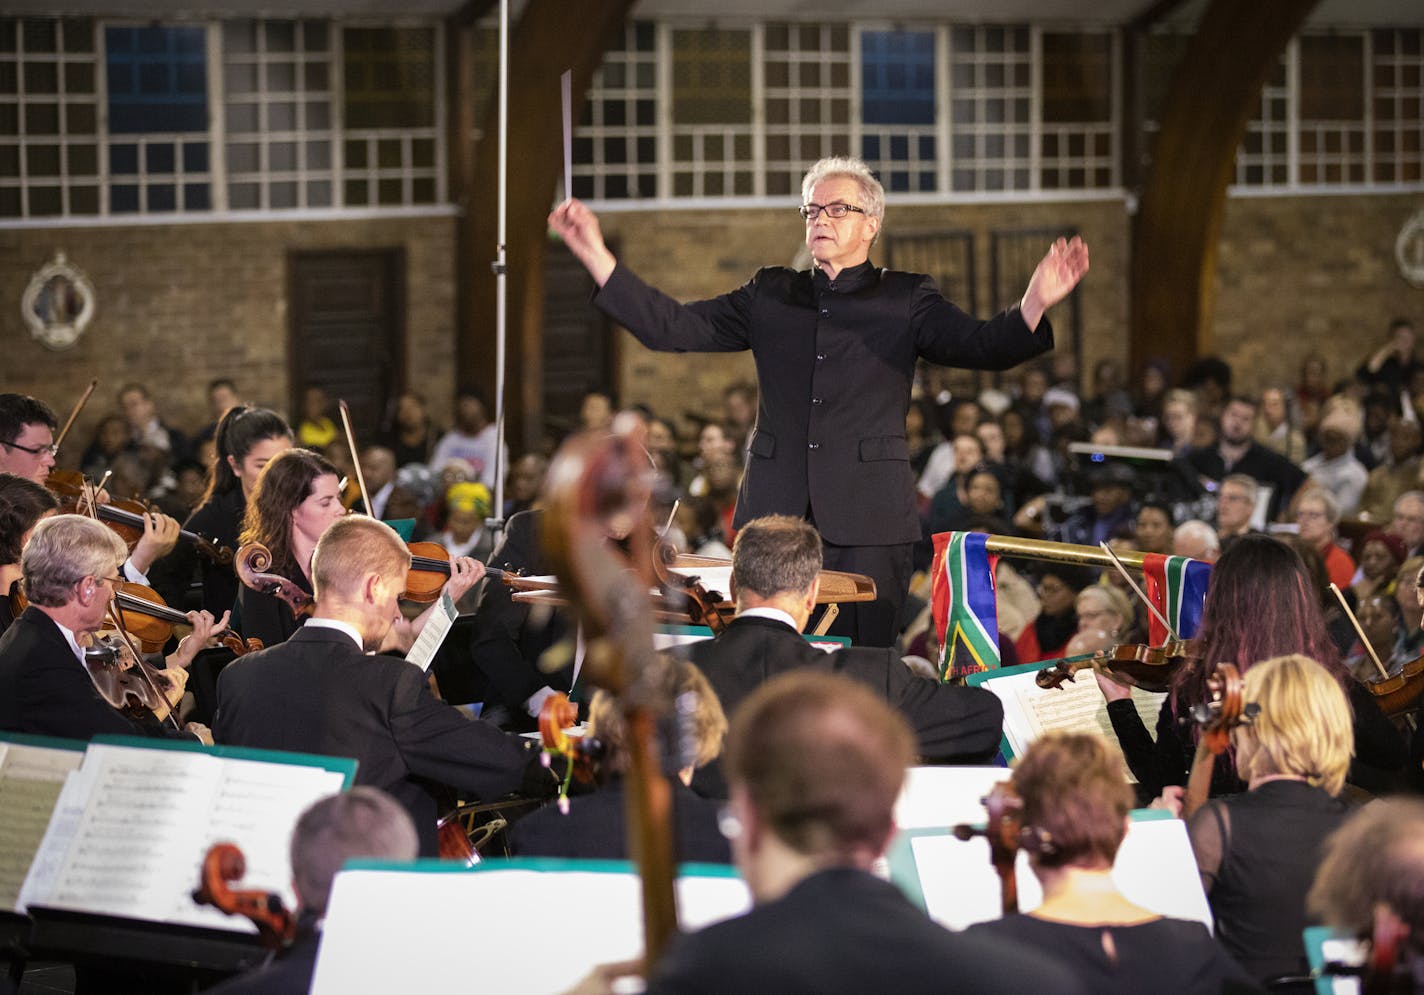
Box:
[106,26,207,134]
[862,135,881,159]
[862,31,935,126]
[111,184,139,212]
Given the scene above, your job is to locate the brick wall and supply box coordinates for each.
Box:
[0,214,458,462]
[1212,192,1424,394]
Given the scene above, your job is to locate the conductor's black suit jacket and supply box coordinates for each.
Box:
[213,625,538,855]
[596,261,1053,546]
[688,616,1003,762]
[0,606,192,742]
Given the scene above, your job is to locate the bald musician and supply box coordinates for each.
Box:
[0,514,219,742]
[213,515,556,855]
[572,671,1079,994]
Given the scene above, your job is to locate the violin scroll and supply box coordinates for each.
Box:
[192,842,297,950]
[235,543,314,620]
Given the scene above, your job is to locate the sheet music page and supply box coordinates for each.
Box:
[312,866,751,995]
[16,765,97,914]
[34,743,345,931]
[983,668,1163,782]
[405,590,457,672]
[670,565,732,600]
[908,818,1211,932]
[0,742,85,912]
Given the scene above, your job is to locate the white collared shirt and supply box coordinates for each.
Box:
[303,617,364,652]
[737,605,798,630]
[52,618,87,665]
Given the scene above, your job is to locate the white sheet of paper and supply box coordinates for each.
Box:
[907,817,1211,932]
[311,865,752,995]
[23,743,345,931]
[405,589,458,672]
[0,741,85,912]
[894,766,1012,831]
[980,667,1163,781]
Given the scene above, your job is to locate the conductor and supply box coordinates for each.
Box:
[550,156,1088,646]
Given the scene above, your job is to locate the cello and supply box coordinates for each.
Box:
[1181,662,1259,820]
[539,417,682,968]
[951,780,1025,915]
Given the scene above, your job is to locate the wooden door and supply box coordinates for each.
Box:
[288,249,405,438]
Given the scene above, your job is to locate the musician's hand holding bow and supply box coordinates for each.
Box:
[185,721,213,746]
[166,609,230,670]
[1020,235,1089,331]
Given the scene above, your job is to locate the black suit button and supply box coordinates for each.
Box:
[819,308,830,318]
[808,442,820,450]
[812,397,823,405]
[816,352,826,361]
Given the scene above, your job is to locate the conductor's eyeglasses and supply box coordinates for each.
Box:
[799,202,865,221]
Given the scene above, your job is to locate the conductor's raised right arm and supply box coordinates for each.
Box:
[549,198,617,287]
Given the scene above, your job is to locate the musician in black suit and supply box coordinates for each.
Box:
[571,671,1078,995]
[550,156,1088,646]
[205,787,419,995]
[686,516,1003,787]
[213,515,555,855]
[0,514,220,742]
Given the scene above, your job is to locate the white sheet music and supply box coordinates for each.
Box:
[907,817,1212,932]
[312,864,752,995]
[982,667,1163,782]
[21,743,345,931]
[0,742,84,912]
[405,590,458,672]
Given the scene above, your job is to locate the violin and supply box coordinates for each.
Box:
[192,842,297,950]
[1364,653,1424,718]
[47,469,234,567]
[1181,661,1260,820]
[400,541,528,603]
[235,543,315,620]
[538,692,604,795]
[108,582,257,656]
[952,781,1023,915]
[651,539,731,634]
[79,603,187,729]
[1036,638,1199,695]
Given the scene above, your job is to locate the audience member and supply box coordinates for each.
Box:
[1187,395,1306,522]
[1301,398,1368,516]
[430,387,504,487]
[1173,519,1221,562]
[1015,562,1095,664]
[1358,418,1423,523]
[1294,489,1355,590]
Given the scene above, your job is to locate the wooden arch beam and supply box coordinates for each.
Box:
[1129,0,1320,380]
[449,1,634,452]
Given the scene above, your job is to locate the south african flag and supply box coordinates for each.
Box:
[930,531,1001,681]
[1142,553,1212,645]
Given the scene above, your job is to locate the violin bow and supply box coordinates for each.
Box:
[338,400,373,516]
[53,378,97,454]
[1329,582,1391,681]
[1099,541,1178,642]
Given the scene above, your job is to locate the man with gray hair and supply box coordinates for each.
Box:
[686,515,1003,786]
[0,513,219,742]
[1172,519,1221,563]
[1214,472,1260,541]
[550,157,1088,648]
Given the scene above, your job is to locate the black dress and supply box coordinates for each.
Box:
[184,487,247,617]
[1189,780,1351,990]
[965,914,1258,995]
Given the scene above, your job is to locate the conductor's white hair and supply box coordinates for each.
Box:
[801,157,885,225]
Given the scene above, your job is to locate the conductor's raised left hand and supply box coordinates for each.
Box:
[1020,235,1090,331]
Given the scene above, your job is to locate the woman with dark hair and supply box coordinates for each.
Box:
[1100,533,1405,800]
[237,448,486,651]
[964,732,1253,994]
[0,473,59,636]
[184,406,293,616]
[236,448,349,648]
[1014,562,1096,664]
[379,390,438,468]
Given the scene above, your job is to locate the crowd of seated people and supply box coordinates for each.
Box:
[7,325,1424,992]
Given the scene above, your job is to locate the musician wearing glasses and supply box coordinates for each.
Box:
[0,392,185,583]
[549,157,1088,648]
[0,514,220,742]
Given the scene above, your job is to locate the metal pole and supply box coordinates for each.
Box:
[982,534,1149,572]
[490,0,509,529]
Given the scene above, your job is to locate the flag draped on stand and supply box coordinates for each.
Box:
[1141,553,1213,644]
[930,531,1000,681]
